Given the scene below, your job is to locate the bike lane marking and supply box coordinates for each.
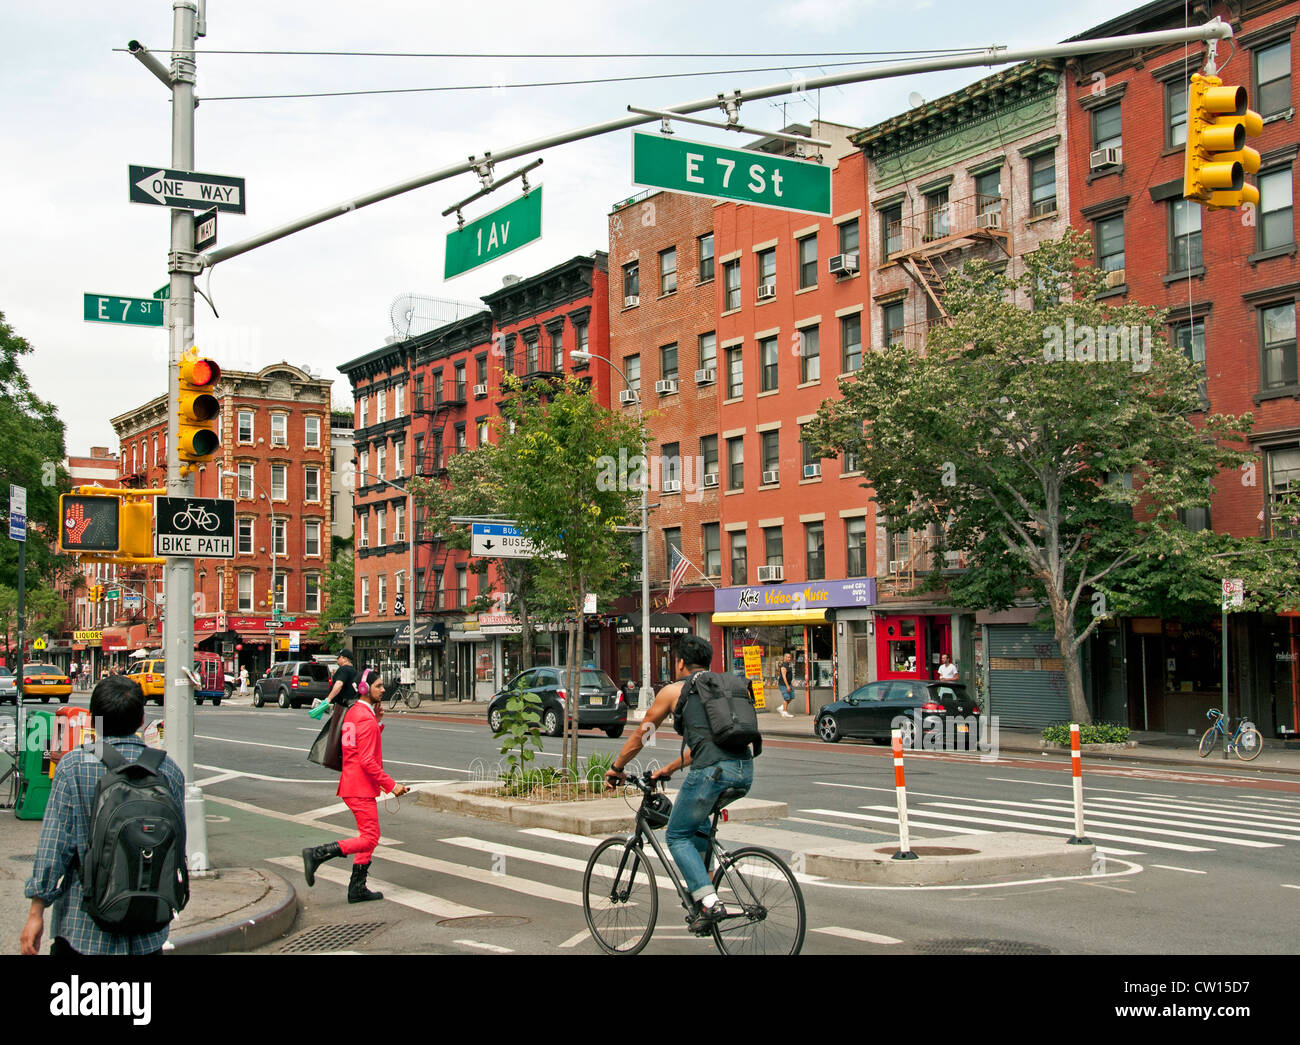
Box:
[1150,865,1207,874]
[813,926,902,945]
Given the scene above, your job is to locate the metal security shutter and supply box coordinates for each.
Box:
[987,625,1070,730]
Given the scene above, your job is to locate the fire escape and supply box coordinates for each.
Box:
[413,376,466,615]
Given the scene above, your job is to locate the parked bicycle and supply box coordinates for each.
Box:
[385,681,421,711]
[1198,707,1262,762]
[581,772,805,955]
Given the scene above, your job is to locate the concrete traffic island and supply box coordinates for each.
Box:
[803,832,1097,886]
[417,780,787,836]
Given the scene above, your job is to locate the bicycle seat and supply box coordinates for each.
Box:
[712,787,747,815]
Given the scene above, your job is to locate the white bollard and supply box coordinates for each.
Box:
[891,728,917,860]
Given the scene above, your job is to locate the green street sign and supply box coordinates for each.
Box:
[444,187,542,280]
[153,285,170,300]
[104,588,121,600]
[631,132,832,216]
[83,293,165,327]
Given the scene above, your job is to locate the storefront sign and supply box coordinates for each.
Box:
[742,644,766,709]
[74,630,103,644]
[715,578,876,614]
[196,615,318,632]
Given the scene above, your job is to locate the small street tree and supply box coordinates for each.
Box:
[307,550,354,653]
[805,230,1255,725]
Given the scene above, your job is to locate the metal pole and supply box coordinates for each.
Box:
[199,21,1233,272]
[14,535,25,798]
[1066,722,1091,845]
[162,0,208,873]
[1222,601,1230,758]
[269,505,277,670]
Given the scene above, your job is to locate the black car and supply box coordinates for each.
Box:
[815,679,980,748]
[253,660,333,709]
[487,666,627,738]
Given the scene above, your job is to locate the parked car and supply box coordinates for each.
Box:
[20,663,72,703]
[254,660,333,709]
[0,666,17,704]
[487,666,627,738]
[127,658,167,704]
[814,680,980,746]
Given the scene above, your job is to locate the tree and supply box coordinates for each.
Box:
[0,584,66,656]
[804,230,1253,725]
[307,551,354,653]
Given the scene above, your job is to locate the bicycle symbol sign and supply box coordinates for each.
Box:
[155,496,235,558]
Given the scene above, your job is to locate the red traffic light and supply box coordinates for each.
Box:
[190,358,220,386]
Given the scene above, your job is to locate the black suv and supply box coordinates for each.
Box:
[253,660,333,709]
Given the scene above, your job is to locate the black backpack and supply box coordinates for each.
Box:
[80,743,190,933]
[674,671,763,757]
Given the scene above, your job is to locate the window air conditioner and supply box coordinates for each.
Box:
[828,253,859,275]
[888,560,901,573]
[662,479,682,493]
[976,211,1003,230]
[624,295,640,308]
[702,472,719,488]
[473,384,488,398]
[756,283,777,301]
[1088,147,1122,170]
[695,367,716,384]
[761,469,780,485]
[757,565,785,582]
[619,389,639,405]
[803,463,822,479]
[1105,268,1126,288]
[655,379,679,394]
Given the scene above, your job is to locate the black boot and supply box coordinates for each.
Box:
[348,862,383,903]
[302,842,343,887]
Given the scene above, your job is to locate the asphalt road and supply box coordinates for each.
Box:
[7,696,1299,955]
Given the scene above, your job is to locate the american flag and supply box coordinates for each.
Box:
[667,545,692,603]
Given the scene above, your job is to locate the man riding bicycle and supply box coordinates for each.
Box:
[605,634,754,935]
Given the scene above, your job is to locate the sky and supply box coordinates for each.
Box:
[2,0,1145,458]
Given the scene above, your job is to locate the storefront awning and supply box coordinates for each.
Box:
[345,622,401,638]
[615,612,692,636]
[712,610,829,626]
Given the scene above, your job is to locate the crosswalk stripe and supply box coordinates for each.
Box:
[917,801,1279,848]
[371,845,586,907]
[788,814,1141,857]
[456,940,513,953]
[801,808,992,835]
[984,778,1172,798]
[1051,796,1300,828]
[267,857,488,918]
[522,827,616,847]
[1234,795,1300,805]
[813,926,903,945]
[852,805,1210,852]
[559,929,591,949]
[1031,799,1300,841]
[1150,865,1207,874]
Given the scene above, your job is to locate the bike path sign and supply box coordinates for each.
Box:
[155,496,235,557]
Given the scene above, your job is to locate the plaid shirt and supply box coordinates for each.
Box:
[24,736,186,955]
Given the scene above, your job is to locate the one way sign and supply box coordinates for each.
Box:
[129,165,246,213]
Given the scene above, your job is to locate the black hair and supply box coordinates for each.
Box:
[675,634,713,671]
[90,675,146,737]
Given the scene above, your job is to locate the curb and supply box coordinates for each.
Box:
[803,832,1096,885]
[168,868,299,955]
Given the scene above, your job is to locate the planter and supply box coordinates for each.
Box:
[1039,740,1138,754]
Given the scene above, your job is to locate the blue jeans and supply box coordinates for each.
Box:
[666,758,753,900]
[778,682,793,707]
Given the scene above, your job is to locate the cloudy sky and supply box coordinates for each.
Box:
[3,0,1145,457]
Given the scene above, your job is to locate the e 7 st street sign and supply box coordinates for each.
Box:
[83,294,165,327]
[632,132,832,216]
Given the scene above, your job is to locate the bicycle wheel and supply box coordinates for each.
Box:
[1198,726,1219,758]
[1235,727,1263,762]
[583,837,658,955]
[405,688,421,709]
[710,846,805,956]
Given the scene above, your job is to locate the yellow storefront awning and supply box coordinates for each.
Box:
[712,610,829,626]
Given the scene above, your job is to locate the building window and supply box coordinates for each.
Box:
[659,247,677,295]
[1173,319,1207,404]
[305,574,320,614]
[238,573,253,612]
[760,431,779,476]
[1261,302,1299,390]
[457,566,468,608]
[724,259,741,311]
[455,425,466,454]
[1267,446,1300,538]
[623,261,639,300]
[476,418,488,446]
[270,413,287,447]
[271,464,287,500]
[726,345,743,398]
[394,440,405,476]
[702,523,721,577]
[475,354,488,386]
[797,235,818,289]
[1178,506,1211,532]
[698,332,716,373]
[375,392,386,424]
[394,504,405,541]
[730,531,747,585]
[526,339,539,374]
[305,520,321,558]
[576,321,589,355]
[883,302,906,345]
[975,168,1002,221]
[881,204,902,260]
[841,313,862,373]
[305,415,321,449]
[1169,198,1202,272]
[757,248,776,295]
[660,343,678,384]
[237,518,253,555]
[1256,40,1292,117]
[238,410,254,443]
[764,526,783,567]
[701,435,718,483]
[433,371,445,404]
[1093,101,1122,151]
[377,509,387,546]
[359,449,369,483]
[359,397,368,428]
[358,512,369,549]
[304,466,320,502]
[799,325,820,383]
[237,463,253,499]
[1095,215,1125,272]
[843,448,860,474]
[661,442,681,487]
[801,428,819,472]
[727,436,744,490]
[626,354,641,394]
[1166,78,1189,147]
[923,188,949,241]
[846,518,867,577]
[663,528,682,579]
[805,523,825,581]
[1029,151,1057,217]
[838,219,859,256]
[1259,167,1294,251]
[272,518,286,558]
[760,337,779,392]
[395,385,405,416]
[698,233,714,282]
[378,575,387,614]
[376,443,387,478]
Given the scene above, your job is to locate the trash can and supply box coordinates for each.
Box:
[14,709,56,820]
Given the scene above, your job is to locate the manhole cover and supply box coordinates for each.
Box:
[436,915,531,930]
[279,922,387,953]
[914,938,1055,955]
[874,846,979,857]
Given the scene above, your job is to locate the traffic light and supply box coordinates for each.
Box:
[1184,73,1262,210]
[177,347,221,466]
[88,584,101,602]
[60,495,120,553]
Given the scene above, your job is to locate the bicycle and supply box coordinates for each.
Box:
[171,504,220,532]
[386,681,421,710]
[1198,707,1263,762]
[581,772,805,955]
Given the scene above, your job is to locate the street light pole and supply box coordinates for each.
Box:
[572,351,652,715]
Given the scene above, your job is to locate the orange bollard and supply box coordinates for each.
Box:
[891,728,917,861]
[1066,722,1091,845]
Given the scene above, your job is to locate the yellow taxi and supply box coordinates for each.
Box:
[20,663,72,703]
[127,658,167,704]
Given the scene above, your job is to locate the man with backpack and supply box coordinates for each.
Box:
[605,634,759,935]
[20,675,187,956]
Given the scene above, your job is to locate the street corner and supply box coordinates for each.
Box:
[168,865,298,955]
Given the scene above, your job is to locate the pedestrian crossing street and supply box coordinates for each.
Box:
[800,780,1300,857]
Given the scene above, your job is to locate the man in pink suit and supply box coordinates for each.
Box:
[302,670,409,902]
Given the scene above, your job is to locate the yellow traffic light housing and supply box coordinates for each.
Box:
[178,347,222,467]
[1184,73,1262,210]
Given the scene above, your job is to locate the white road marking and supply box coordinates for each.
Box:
[193,772,242,787]
[195,734,467,773]
[406,724,477,734]
[523,827,620,847]
[813,926,902,945]
[801,808,991,835]
[559,929,591,949]
[1281,884,1300,891]
[1087,795,1300,825]
[1150,864,1207,874]
[984,777,1171,798]
[267,857,487,918]
[195,762,338,785]
[208,795,402,845]
[371,845,585,907]
[1031,799,1300,841]
[1076,881,1136,894]
[455,939,513,953]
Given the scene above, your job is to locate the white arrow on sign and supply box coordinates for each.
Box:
[134,169,242,208]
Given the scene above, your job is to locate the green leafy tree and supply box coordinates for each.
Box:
[497,683,544,791]
[307,551,354,653]
[805,230,1254,725]
[0,584,66,656]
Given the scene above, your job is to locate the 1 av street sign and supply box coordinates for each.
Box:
[155,496,236,558]
[470,521,549,559]
[445,187,542,279]
[83,294,165,327]
[129,165,246,213]
[631,132,831,216]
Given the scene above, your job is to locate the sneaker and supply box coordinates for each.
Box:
[780,709,794,719]
[688,900,728,935]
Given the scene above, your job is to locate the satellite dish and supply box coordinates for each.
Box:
[389,293,486,340]
[909,91,926,109]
